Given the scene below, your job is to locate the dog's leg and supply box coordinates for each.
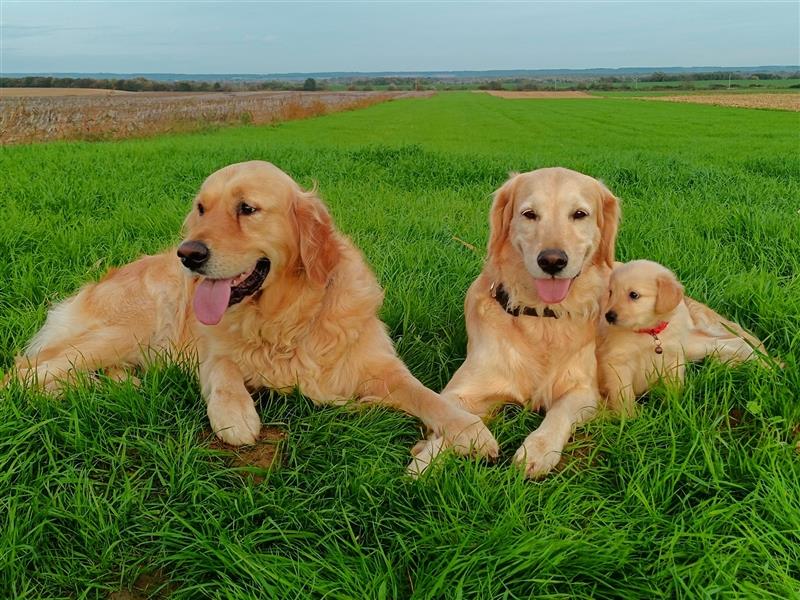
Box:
[362,367,498,455]
[201,357,261,446]
[599,363,637,416]
[513,386,597,478]
[685,331,759,364]
[405,363,511,477]
[14,326,143,393]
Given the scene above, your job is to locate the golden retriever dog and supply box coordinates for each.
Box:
[10,161,499,458]
[410,167,620,478]
[598,259,770,415]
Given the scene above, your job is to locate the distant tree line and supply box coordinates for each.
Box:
[0,76,328,92]
[2,71,799,94]
[641,70,799,82]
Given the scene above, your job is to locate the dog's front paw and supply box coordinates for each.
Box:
[407,436,446,478]
[439,410,499,459]
[513,433,562,479]
[207,396,261,446]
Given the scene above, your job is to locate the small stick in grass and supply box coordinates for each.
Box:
[452,236,480,254]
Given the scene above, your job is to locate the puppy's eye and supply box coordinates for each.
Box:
[521,210,539,221]
[629,291,640,300]
[572,210,588,220]
[197,203,205,216]
[238,202,258,216]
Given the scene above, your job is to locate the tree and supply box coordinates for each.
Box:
[303,78,317,91]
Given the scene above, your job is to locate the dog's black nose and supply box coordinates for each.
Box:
[605,310,617,324]
[177,240,210,271]
[537,249,568,275]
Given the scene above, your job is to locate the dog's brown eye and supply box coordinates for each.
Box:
[572,210,588,220]
[521,210,539,221]
[629,291,640,300]
[197,203,205,215]
[238,202,258,216]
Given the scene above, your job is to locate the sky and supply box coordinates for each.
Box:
[1,1,799,74]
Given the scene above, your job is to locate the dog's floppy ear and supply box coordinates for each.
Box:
[655,273,684,314]
[595,183,620,269]
[293,190,341,286]
[487,174,519,259]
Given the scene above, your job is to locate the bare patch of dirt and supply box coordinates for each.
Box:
[479,90,598,99]
[727,408,745,429]
[110,569,175,600]
[643,93,800,111]
[203,426,287,483]
[555,432,601,473]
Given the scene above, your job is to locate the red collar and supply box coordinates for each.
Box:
[636,321,669,336]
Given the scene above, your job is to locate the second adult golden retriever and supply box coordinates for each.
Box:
[410,167,619,477]
[11,161,499,458]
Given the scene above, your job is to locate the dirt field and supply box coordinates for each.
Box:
[480,90,597,99]
[644,93,800,111]
[0,90,430,144]
[0,87,137,97]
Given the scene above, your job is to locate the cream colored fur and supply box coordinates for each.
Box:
[11,161,499,460]
[597,260,771,416]
[410,167,620,478]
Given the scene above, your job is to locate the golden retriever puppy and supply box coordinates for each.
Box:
[410,167,620,478]
[11,161,499,459]
[598,259,769,415]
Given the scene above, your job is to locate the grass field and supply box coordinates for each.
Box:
[1,92,799,598]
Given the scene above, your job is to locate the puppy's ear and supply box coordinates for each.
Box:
[293,191,341,286]
[655,274,684,314]
[595,184,620,269]
[487,175,518,259]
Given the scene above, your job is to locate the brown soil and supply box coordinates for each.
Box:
[480,90,598,99]
[204,426,287,483]
[643,93,800,111]
[1,90,433,144]
[554,432,601,473]
[109,569,175,600]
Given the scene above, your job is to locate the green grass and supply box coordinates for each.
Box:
[1,92,799,598]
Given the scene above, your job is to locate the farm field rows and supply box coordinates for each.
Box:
[0,90,427,144]
[1,92,798,598]
[642,92,800,111]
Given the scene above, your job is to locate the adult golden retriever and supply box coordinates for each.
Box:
[11,161,499,457]
[410,167,619,477]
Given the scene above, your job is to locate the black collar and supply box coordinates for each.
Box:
[491,283,559,318]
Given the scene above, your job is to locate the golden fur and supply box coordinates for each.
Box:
[597,260,771,415]
[11,161,499,458]
[410,167,620,477]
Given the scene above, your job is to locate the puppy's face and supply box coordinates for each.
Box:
[604,260,684,329]
[489,168,619,304]
[179,161,339,325]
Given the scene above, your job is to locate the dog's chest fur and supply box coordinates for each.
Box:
[598,303,691,395]
[465,271,604,410]
[195,251,392,403]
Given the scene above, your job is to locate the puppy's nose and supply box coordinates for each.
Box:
[537,249,568,275]
[177,240,210,271]
[605,310,617,324]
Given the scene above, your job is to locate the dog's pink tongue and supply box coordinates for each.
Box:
[534,278,572,304]
[193,279,233,325]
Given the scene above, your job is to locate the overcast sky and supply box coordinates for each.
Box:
[2,1,798,74]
